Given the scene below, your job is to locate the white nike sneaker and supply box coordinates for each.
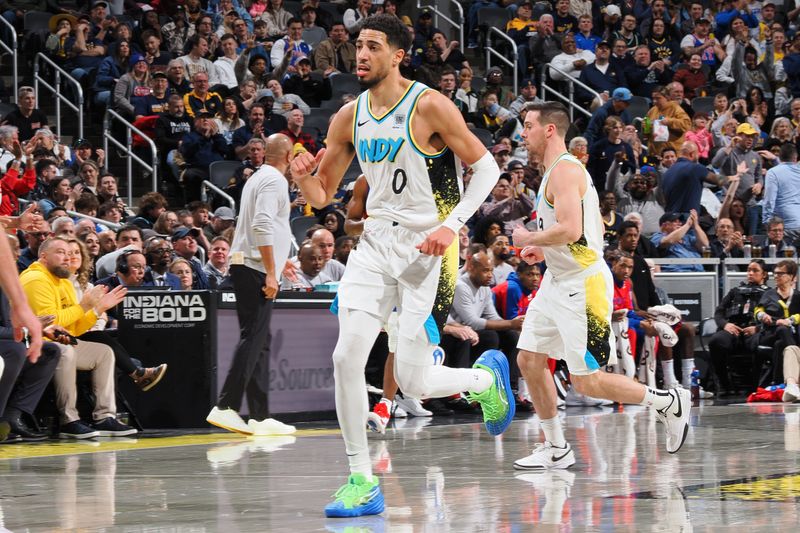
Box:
[655,388,691,454]
[514,441,576,470]
[247,418,296,436]
[783,383,800,402]
[206,406,253,435]
[697,387,714,399]
[647,304,683,326]
[557,396,566,409]
[392,402,408,418]
[395,396,433,417]
[652,321,679,347]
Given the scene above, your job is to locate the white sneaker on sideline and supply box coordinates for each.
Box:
[557,396,566,409]
[396,396,433,417]
[783,383,800,402]
[247,418,296,436]
[698,387,714,399]
[206,406,253,435]
[655,388,691,453]
[514,441,576,470]
[392,402,408,418]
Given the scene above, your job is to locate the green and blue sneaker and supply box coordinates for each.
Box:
[324,473,384,518]
[467,349,515,436]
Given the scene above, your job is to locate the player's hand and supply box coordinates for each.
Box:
[512,225,533,247]
[742,326,757,336]
[612,309,627,322]
[520,245,544,264]
[760,313,773,325]
[417,226,456,256]
[291,147,325,179]
[776,318,791,327]
[511,315,525,330]
[723,323,742,335]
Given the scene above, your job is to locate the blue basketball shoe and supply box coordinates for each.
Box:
[467,349,515,436]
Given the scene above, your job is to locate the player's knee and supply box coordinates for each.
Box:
[518,350,548,371]
[394,364,427,399]
[332,337,372,375]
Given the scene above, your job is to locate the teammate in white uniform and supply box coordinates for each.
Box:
[290,15,514,518]
[511,102,693,471]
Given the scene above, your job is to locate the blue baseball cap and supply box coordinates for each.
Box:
[612,87,632,102]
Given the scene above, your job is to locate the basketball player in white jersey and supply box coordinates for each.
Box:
[290,15,514,517]
[510,102,692,471]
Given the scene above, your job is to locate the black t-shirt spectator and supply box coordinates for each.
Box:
[2,108,49,142]
[553,13,578,35]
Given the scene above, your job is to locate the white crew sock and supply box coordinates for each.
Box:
[540,415,566,447]
[661,359,678,388]
[641,386,674,411]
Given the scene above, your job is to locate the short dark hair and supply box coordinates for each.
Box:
[360,14,412,53]
[138,192,168,216]
[334,235,354,249]
[97,201,120,218]
[75,193,99,213]
[780,142,798,162]
[619,220,639,234]
[661,146,677,156]
[287,17,303,27]
[776,259,798,278]
[116,224,143,240]
[516,261,540,274]
[524,101,571,136]
[187,200,211,213]
[35,158,57,175]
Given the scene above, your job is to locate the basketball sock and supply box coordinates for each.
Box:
[641,386,674,411]
[681,358,695,388]
[540,416,566,448]
[661,359,678,387]
[333,308,384,478]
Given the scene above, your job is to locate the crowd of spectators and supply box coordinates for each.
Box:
[3,0,800,442]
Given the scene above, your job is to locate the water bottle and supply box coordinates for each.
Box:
[769,244,777,258]
[743,243,752,259]
[690,368,700,400]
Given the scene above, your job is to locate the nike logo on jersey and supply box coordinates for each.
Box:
[358,120,370,127]
[358,137,405,163]
[569,292,579,297]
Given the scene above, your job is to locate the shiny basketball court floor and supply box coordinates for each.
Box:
[1,402,798,531]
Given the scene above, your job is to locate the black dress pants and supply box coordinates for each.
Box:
[217,264,273,420]
[0,340,60,416]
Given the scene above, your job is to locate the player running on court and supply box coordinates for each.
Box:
[290,14,513,518]
[511,102,692,471]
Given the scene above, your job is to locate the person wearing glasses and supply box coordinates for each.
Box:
[753,259,800,387]
[143,237,182,289]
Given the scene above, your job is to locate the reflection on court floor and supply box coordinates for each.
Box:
[1,403,798,530]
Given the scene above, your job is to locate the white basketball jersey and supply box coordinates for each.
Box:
[352,81,463,231]
[536,152,605,277]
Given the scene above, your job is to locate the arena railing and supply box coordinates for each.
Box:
[200,180,236,212]
[18,198,123,231]
[0,16,18,103]
[417,0,464,54]
[541,64,600,121]
[485,27,518,95]
[103,109,159,207]
[33,53,83,140]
